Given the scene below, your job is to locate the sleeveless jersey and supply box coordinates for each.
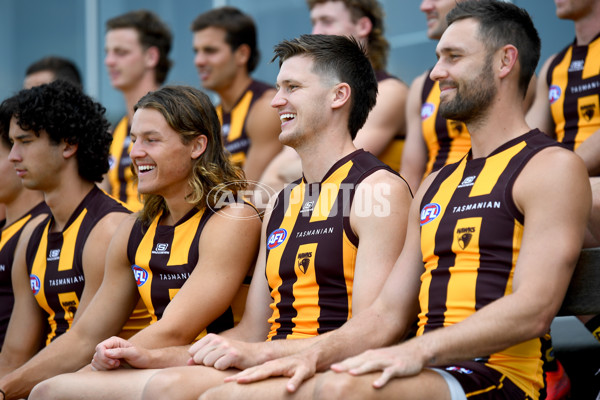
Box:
[265,149,402,340]
[546,33,600,150]
[0,202,49,349]
[216,80,272,167]
[127,206,234,337]
[107,116,143,211]
[26,187,130,345]
[374,70,405,172]
[421,71,471,177]
[419,130,559,399]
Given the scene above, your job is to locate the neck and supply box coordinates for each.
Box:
[296,131,357,183]
[160,194,197,226]
[44,178,95,232]
[121,77,160,120]
[3,189,44,226]
[467,100,530,159]
[217,74,253,112]
[574,15,600,45]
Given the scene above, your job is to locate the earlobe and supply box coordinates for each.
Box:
[191,135,208,159]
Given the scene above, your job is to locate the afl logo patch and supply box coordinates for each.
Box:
[548,85,561,104]
[131,265,148,287]
[420,203,441,226]
[421,103,435,120]
[267,228,287,250]
[30,274,41,295]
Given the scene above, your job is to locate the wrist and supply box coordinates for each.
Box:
[0,388,5,400]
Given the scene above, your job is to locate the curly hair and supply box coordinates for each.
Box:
[0,80,112,182]
[134,86,246,226]
[106,9,173,85]
[307,0,389,71]
[190,7,260,73]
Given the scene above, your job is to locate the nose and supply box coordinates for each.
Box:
[194,51,206,68]
[429,59,447,82]
[8,143,21,163]
[270,88,287,109]
[311,22,324,35]
[104,51,114,67]
[420,0,434,12]
[129,139,144,161]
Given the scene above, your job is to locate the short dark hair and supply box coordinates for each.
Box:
[272,34,377,140]
[106,9,173,84]
[0,80,112,183]
[307,0,389,71]
[25,56,82,88]
[191,7,260,73]
[447,0,540,97]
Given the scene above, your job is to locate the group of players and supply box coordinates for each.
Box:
[0,0,598,399]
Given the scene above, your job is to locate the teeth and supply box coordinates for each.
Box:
[280,113,296,122]
[138,165,155,172]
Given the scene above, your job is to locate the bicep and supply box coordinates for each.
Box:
[70,216,140,340]
[1,233,45,369]
[400,76,428,192]
[76,211,130,322]
[525,58,554,136]
[350,172,413,314]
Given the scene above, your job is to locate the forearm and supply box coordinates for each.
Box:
[0,335,95,399]
[309,308,404,371]
[143,345,193,369]
[414,294,553,368]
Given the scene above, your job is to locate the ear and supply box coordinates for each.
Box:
[498,45,518,79]
[191,135,208,159]
[355,16,373,40]
[235,44,251,67]
[144,46,160,69]
[62,141,78,159]
[331,82,351,110]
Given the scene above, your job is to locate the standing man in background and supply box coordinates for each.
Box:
[104,9,173,211]
[23,56,82,90]
[260,0,407,193]
[191,7,281,184]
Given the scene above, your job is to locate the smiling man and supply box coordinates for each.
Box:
[103,10,173,211]
[191,7,281,184]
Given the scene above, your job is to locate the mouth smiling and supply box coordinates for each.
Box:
[280,113,296,124]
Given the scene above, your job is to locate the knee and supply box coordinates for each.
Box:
[29,376,63,400]
[314,371,359,400]
[142,370,189,400]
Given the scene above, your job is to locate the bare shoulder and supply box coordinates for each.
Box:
[377,76,408,97]
[514,145,590,210]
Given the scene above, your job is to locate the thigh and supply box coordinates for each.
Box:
[142,365,239,400]
[313,369,452,400]
[200,376,316,400]
[30,369,158,400]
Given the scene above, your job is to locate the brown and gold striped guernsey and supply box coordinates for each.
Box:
[547,33,600,150]
[26,187,130,345]
[216,80,272,168]
[127,206,234,338]
[0,202,49,348]
[265,149,402,341]
[419,130,559,399]
[107,116,143,211]
[421,71,471,177]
